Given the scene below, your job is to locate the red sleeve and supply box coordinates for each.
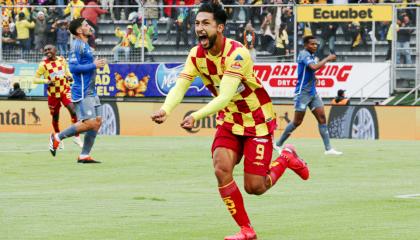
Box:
[95,7,108,14]
[94,4,108,14]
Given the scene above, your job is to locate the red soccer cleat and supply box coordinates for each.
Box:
[282,144,309,180]
[224,226,257,240]
[49,133,60,157]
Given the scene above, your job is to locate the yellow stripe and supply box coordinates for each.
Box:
[179,73,193,79]
[225,71,243,78]
[218,180,235,189]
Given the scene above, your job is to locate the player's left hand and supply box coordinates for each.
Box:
[180,115,195,130]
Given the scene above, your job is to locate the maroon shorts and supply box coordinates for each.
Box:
[211,126,273,176]
[48,91,72,115]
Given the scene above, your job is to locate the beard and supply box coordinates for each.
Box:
[83,27,94,37]
[84,31,92,37]
[206,34,217,50]
[198,33,217,50]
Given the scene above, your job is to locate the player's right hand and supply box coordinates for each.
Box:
[94,57,107,68]
[327,54,336,62]
[151,109,167,124]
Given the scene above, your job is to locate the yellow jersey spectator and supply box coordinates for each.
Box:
[113,25,136,62]
[64,0,85,19]
[15,12,35,59]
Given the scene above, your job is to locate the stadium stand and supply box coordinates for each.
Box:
[0,2,417,64]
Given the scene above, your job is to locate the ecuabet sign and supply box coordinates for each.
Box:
[297,5,393,22]
[254,63,390,98]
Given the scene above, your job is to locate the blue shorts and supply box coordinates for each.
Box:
[74,96,102,121]
[294,93,324,112]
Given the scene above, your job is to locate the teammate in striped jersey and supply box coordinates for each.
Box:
[34,45,83,148]
[275,35,342,155]
[151,2,309,239]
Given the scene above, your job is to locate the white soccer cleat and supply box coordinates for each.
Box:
[324,148,343,155]
[73,136,84,148]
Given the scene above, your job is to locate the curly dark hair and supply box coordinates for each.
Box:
[198,1,227,25]
[69,17,86,36]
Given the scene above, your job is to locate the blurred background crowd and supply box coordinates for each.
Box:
[0,0,418,63]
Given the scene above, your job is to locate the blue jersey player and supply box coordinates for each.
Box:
[49,18,107,163]
[275,35,342,155]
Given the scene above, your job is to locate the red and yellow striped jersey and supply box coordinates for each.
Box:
[35,56,72,98]
[179,38,276,137]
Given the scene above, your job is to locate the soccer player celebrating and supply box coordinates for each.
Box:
[274,36,342,155]
[49,18,107,163]
[34,44,83,148]
[151,2,309,239]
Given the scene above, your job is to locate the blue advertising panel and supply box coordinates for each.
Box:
[0,63,212,97]
[96,63,212,97]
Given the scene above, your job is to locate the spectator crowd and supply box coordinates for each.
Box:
[0,0,418,63]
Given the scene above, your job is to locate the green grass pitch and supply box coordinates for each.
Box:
[1,133,420,240]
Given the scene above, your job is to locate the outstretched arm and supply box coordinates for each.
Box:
[308,54,336,71]
[181,77,241,130]
[33,63,49,84]
[152,48,199,124]
[191,77,240,120]
[151,78,192,124]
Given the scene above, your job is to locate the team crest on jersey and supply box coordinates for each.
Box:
[49,70,65,79]
[234,55,243,61]
[231,61,242,69]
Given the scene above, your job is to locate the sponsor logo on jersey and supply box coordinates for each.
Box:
[231,61,242,69]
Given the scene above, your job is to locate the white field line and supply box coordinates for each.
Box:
[0,149,47,153]
[395,194,420,199]
[0,145,172,153]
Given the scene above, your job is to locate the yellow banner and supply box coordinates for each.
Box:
[297,5,393,22]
